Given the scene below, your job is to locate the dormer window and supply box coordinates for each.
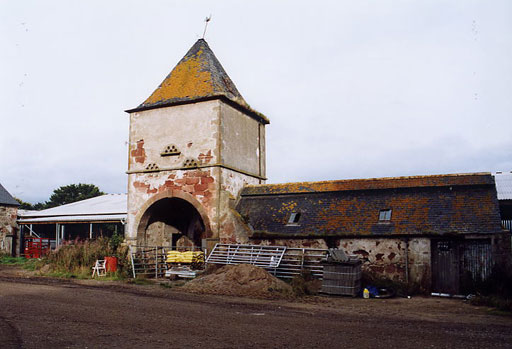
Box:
[287,212,301,225]
[379,209,392,222]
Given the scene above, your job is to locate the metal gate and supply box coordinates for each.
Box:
[431,239,492,295]
[205,244,329,279]
[24,237,54,258]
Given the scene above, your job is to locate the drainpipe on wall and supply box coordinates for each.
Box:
[405,237,410,287]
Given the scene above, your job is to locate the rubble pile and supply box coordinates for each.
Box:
[182,264,292,298]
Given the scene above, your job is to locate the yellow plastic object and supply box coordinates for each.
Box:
[363,288,370,299]
[166,251,182,263]
[166,251,204,264]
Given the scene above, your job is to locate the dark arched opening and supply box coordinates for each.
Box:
[137,197,205,248]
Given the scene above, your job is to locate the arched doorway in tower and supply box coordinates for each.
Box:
[136,197,208,249]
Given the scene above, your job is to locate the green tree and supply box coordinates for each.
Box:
[33,202,47,210]
[14,197,34,210]
[45,184,105,208]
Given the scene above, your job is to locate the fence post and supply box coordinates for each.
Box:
[129,245,136,278]
[155,247,158,278]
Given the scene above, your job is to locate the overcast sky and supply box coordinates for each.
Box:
[1,1,511,203]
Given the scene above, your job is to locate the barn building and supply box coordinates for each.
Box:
[125,39,509,293]
[237,173,508,293]
[17,194,126,257]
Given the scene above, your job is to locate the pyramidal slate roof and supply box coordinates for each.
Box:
[127,39,268,123]
[0,183,19,206]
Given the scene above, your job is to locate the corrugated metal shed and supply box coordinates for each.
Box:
[0,183,20,206]
[494,172,512,200]
[18,194,126,224]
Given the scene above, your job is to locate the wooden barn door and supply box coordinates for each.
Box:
[461,239,492,293]
[431,240,461,294]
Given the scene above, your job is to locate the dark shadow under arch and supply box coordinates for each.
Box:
[135,191,211,247]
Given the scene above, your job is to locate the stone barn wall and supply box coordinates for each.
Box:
[337,237,431,288]
[0,205,18,255]
[248,236,431,289]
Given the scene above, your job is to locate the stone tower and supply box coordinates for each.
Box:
[125,39,268,250]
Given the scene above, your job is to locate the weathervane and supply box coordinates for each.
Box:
[202,15,212,39]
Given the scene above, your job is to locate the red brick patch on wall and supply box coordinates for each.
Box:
[198,150,213,164]
[130,140,146,164]
[134,170,216,203]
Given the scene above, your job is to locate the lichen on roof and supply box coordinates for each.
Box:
[130,39,268,123]
[241,172,495,196]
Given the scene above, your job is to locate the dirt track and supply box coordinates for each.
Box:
[0,265,511,348]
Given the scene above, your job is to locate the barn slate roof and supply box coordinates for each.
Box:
[126,39,268,124]
[0,183,19,206]
[236,173,502,238]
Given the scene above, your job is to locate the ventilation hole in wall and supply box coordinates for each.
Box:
[145,163,159,171]
[161,144,181,156]
[183,158,199,168]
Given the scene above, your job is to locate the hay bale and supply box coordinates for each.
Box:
[182,264,292,298]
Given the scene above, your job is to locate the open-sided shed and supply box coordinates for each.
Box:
[17,194,126,256]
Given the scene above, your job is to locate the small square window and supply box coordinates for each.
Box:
[379,209,392,221]
[287,212,301,225]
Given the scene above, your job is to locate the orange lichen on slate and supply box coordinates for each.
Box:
[144,50,214,105]
[129,39,269,124]
[241,172,494,196]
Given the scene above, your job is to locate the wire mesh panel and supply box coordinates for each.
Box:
[321,261,362,296]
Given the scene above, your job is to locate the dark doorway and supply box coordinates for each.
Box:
[137,197,205,248]
[431,240,461,294]
[431,239,492,295]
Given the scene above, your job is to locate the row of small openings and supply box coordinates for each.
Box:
[285,210,391,226]
[144,158,199,171]
[183,158,199,168]
[145,163,159,171]
[161,144,181,156]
